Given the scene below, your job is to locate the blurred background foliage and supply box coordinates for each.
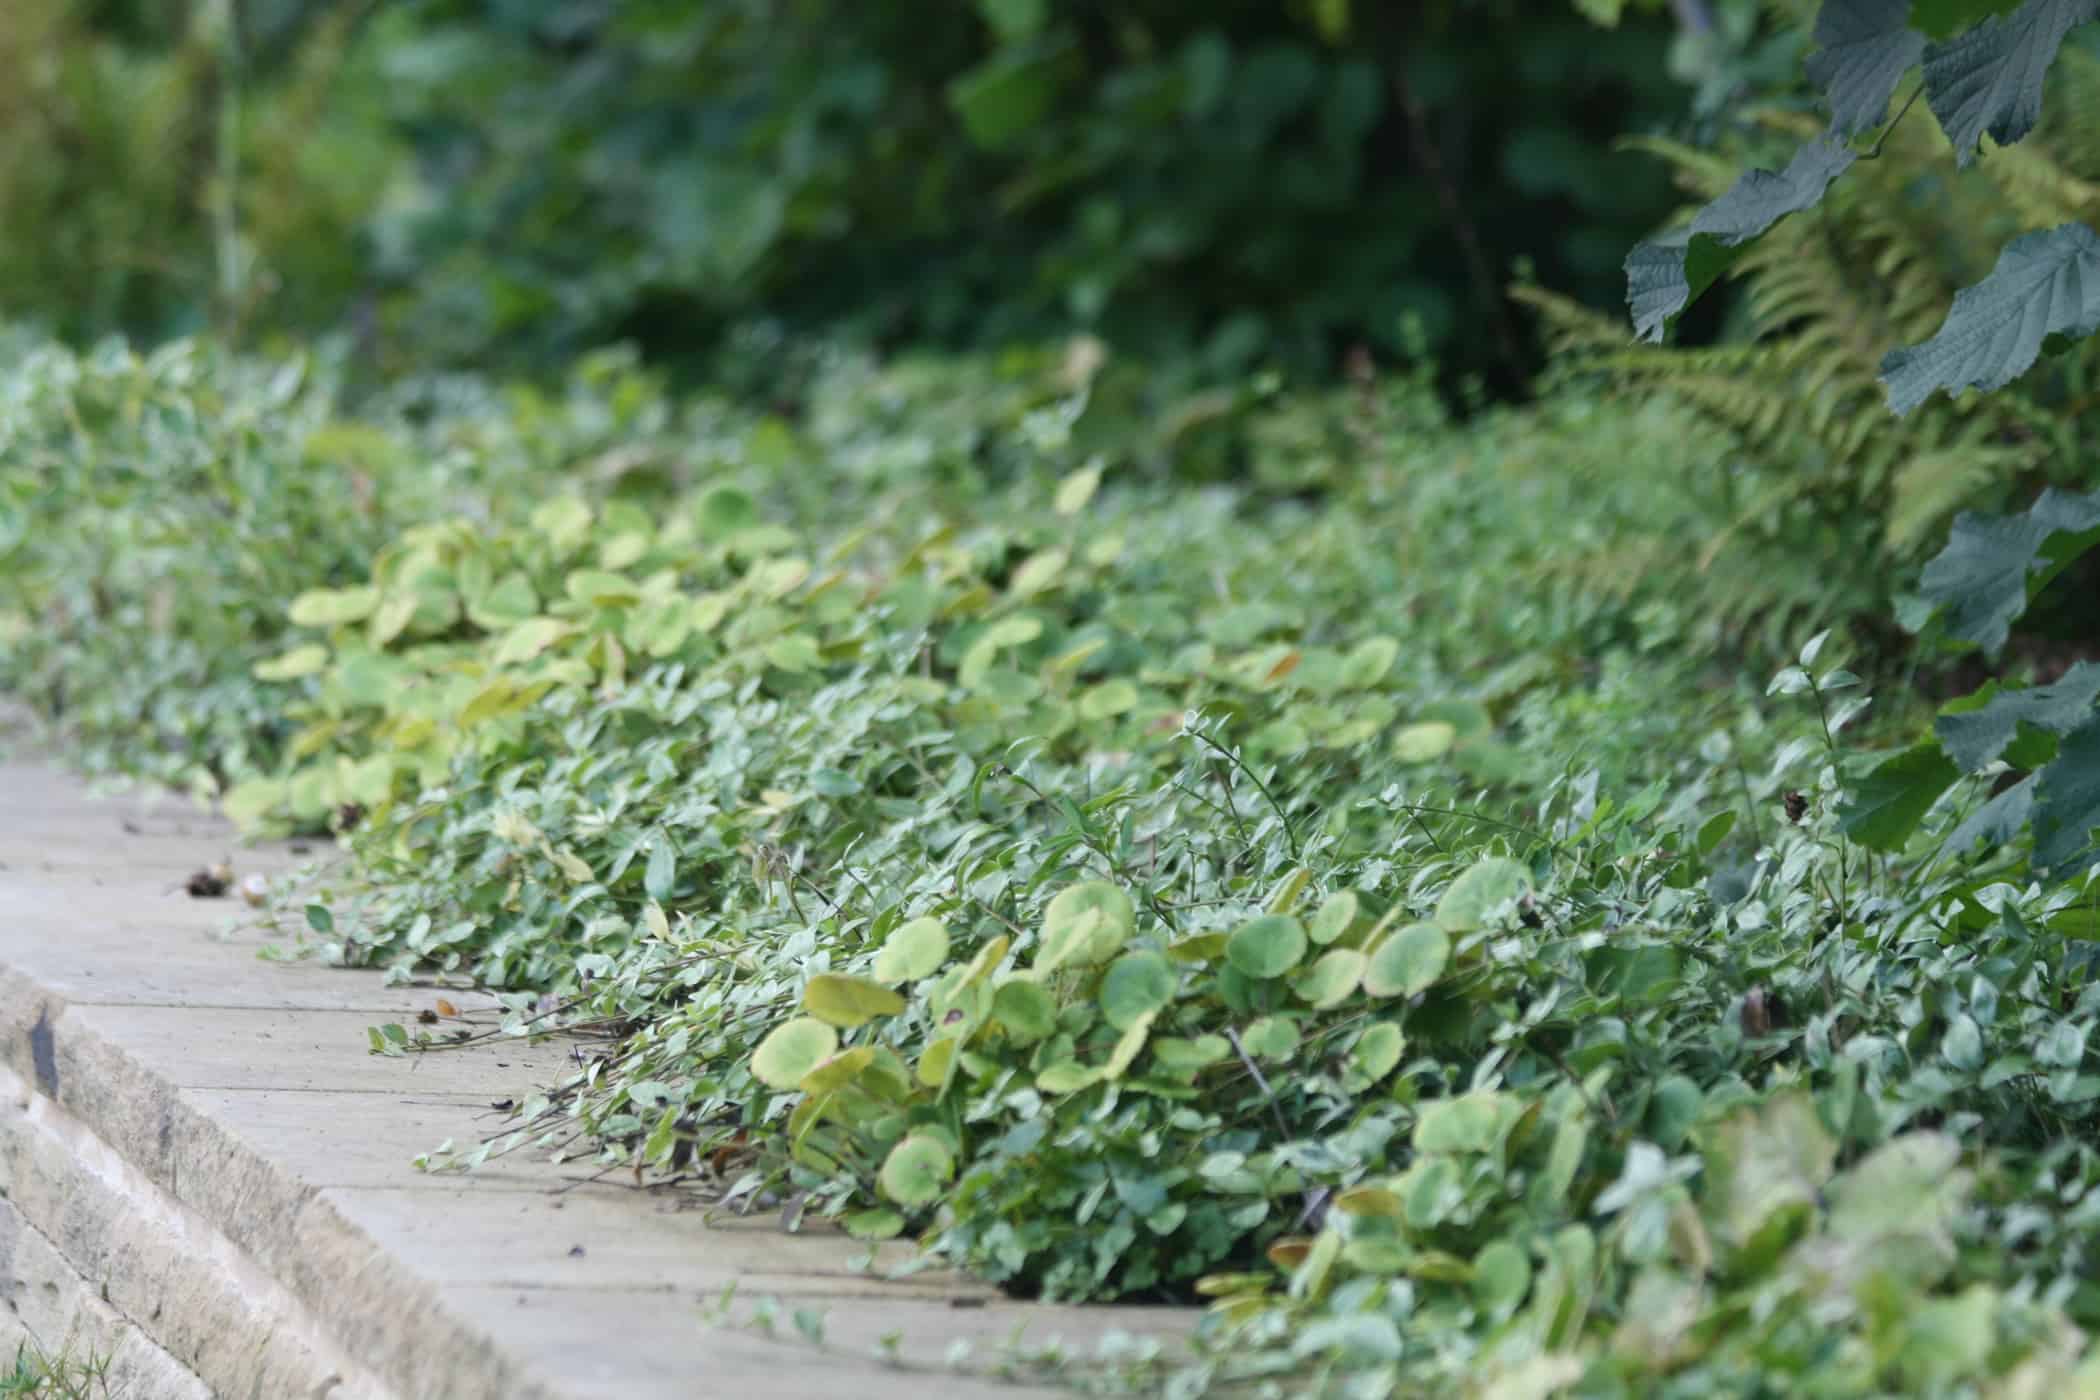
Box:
[0,0,1775,390]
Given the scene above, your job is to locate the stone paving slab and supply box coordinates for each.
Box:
[0,752,1192,1397]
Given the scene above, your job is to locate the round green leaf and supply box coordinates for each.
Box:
[916,1036,959,1088]
[1226,914,1308,980]
[564,569,640,608]
[492,617,572,667]
[873,916,949,985]
[1352,1023,1404,1085]
[802,973,907,1029]
[288,585,378,627]
[1036,881,1136,972]
[1036,1061,1106,1095]
[1308,890,1363,946]
[878,1134,955,1207]
[844,1208,906,1241]
[749,1018,838,1090]
[1364,922,1451,998]
[1340,636,1400,689]
[1392,721,1457,764]
[1435,857,1533,933]
[1470,1239,1532,1314]
[1152,1034,1230,1072]
[798,1047,877,1097]
[1242,1015,1301,1060]
[991,978,1056,1043]
[253,644,329,682]
[695,483,758,541]
[1294,948,1368,1008]
[1100,951,1176,1029]
[1078,678,1140,720]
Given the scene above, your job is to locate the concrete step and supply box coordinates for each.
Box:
[0,755,1190,1398]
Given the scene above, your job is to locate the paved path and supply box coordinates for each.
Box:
[0,749,1189,1397]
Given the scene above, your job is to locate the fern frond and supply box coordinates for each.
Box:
[1978,139,2100,229]
[1885,440,2042,549]
[1509,285,1630,355]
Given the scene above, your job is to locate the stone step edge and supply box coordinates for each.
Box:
[0,1192,212,1399]
[0,964,559,1400]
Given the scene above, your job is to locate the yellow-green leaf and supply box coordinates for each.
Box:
[802,973,907,1028]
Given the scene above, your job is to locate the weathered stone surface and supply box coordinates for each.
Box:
[0,1195,214,1400]
[0,754,1193,1397]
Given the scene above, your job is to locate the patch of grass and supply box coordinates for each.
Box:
[2,1338,112,1400]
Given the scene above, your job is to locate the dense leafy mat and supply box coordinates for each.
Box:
[7,336,2100,1395]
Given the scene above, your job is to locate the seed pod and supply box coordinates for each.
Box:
[239,873,269,907]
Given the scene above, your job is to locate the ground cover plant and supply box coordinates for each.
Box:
[5,318,2100,1396]
[7,3,2100,1396]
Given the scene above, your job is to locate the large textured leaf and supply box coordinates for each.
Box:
[2035,715,2100,872]
[1627,135,1859,341]
[1884,224,2100,414]
[1931,667,2100,772]
[1922,0,2097,165]
[1936,663,2100,769]
[1917,486,2100,653]
[1840,741,1961,850]
[1943,772,2037,853]
[1811,0,1928,135]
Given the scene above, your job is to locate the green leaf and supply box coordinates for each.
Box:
[694,483,757,541]
[749,1018,838,1089]
[1036,1061,1105,1094]
[1840,741,1961,850]
[2035,714,2100,872]
[1697,809,1739,855]
[1921,0,2097,166]
[288,585,378,627]
[844,1208,906,1241]
[1293,948,1367,1008]
[878,1134,955,1207]
[1627,134,1859,341]
[1917,486,2100,653]
[1945,772,2038,853]
[1436,857,1533,932]
[992,978,1057,1043]
[1036,881,1136,971]
[802,973,907,1028]
[1414,1091,1518,1156]
[947,40,1072,152]
[1350,1023,1405,1085]
[304,903,334,934]
[873,917,949,984]
[1364,922,1451,997]
[1392,721,1458,764]
[1883,224,2100,415]
[253,644,329,682]
[1936,663,2100,769]
[644,834,677,902]
[1470,1239,1533,1315]
[1100,951,1176,1029]
[1053,461,1101,515]
[1810,0,1928,136]
[1242,1015,1301,1060]
[492,617,572,667]
[1225,914,1309,979]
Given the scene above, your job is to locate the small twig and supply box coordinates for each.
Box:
[1860,83,1925,162]
[1187,728,1300,862]
[1226,1028,1293,1140]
